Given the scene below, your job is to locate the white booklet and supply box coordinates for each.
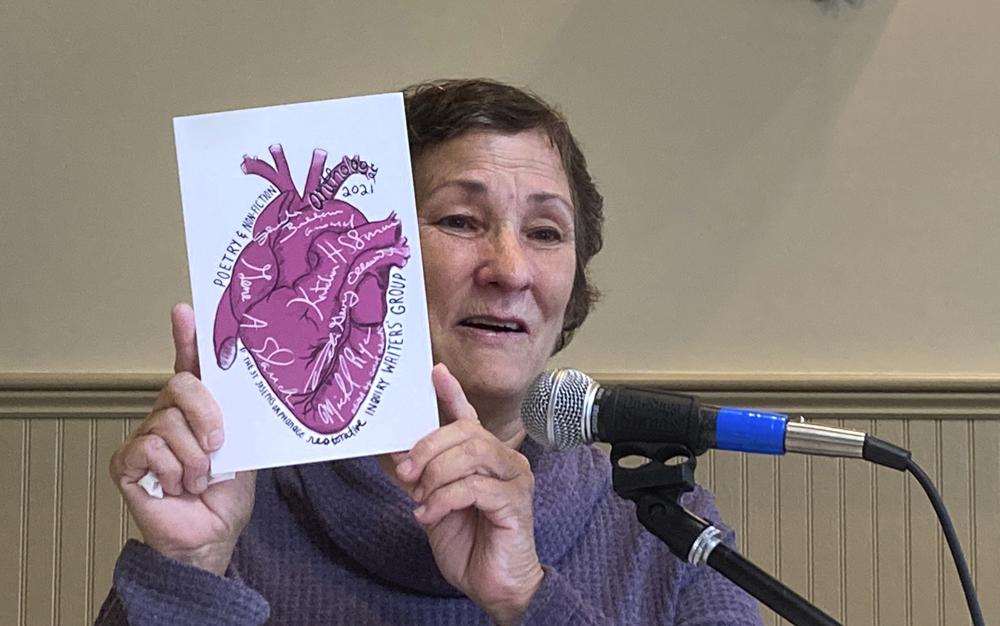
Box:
[173,93,438,475]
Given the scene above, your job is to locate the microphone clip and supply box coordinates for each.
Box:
[610,441,697,504]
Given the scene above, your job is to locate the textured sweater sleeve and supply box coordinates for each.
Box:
[516,565,606,626]
[672,564,764,626]
[94,540,270,626]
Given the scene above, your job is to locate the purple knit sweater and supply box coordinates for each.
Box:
[97,438,762,625]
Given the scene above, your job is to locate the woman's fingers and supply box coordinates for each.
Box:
[414,473,531,529]
[398,362,527,492]
[112,433,185,497]
[432,363,477,425]
[413,437,526,502]
[395,361,533,527]
[396,419,481,483]
[138,407,214,494]
[398,416,532,525]
[152,372,224,453]
[388,451,408,464]
[172,303,201,377]
[114,369,223,498]
[396,361,483,484]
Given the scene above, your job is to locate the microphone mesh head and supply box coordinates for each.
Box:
[521,368,597,450]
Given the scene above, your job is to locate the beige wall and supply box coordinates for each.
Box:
[3,0,1000,376]
[2,1,999,625]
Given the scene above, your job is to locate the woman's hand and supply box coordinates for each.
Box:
[109,304,256,575]
[395,364,544,625]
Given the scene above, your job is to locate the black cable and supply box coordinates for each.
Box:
[906,457,985,626]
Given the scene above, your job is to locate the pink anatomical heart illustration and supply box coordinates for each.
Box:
[214,144,410,434]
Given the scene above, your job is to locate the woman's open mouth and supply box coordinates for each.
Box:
[458,316,528,334]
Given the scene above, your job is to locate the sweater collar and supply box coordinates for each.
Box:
[273,438,611,596]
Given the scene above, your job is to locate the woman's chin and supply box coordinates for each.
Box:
[452,366,533,406]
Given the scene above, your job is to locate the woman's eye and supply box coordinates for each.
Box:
[529,227,563,243]
[438,215,475,230]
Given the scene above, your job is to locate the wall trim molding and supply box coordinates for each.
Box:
[2,372,998,421]
[590,370,1000,392]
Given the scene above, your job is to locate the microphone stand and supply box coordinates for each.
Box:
[611,442,840,626]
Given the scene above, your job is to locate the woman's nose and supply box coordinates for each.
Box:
[475,228,532,291]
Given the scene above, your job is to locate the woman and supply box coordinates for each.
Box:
[99,79,762,625]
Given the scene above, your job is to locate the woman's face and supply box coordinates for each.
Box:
[415,130,576,414]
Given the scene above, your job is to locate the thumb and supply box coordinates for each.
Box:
[171,303,201,377]
[431,363,478,425]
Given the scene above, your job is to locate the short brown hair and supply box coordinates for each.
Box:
[403,78,604,352]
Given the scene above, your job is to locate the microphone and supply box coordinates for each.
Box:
[521,368,910,469]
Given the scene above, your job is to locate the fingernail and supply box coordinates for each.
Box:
[195,476,208,491]
[414,505,426,519]
[413,486,424,502]
[397,458,413,478]
[205,430,224,450]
